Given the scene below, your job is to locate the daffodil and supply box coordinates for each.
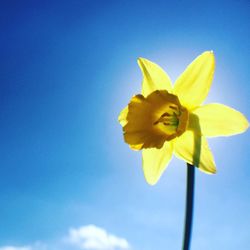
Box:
[119,51,249,185]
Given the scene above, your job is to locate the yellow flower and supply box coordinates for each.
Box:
[118,51,249,185]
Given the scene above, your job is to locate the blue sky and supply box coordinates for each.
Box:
[0,0,249,249]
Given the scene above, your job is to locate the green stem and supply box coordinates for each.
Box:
[182,163,195,250]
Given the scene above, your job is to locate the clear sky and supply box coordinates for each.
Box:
[0,1,249,250]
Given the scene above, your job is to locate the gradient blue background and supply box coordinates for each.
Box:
[0,0,249,249]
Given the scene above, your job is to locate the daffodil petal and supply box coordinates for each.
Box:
[173,131,216,174]
[138,58,172,96]
[191,103,249,137]
[118,106,128,126]
[142,142,173,185]
[173,51,215,110]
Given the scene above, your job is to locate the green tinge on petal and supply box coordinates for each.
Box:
[142,142,173,185]
[191,103,249,137]
[173,131,216,174]
[173,51,215,110]
[138,57,172,96]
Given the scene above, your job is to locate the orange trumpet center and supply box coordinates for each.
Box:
[123,90,189,149]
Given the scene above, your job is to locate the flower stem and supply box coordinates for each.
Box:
[182,163,195,250]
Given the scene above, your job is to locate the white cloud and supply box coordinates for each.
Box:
[66,225,130,250]
[0,225,131,250]
[0,246,32,250]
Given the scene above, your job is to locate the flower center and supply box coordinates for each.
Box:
[123,90,189,149]
[153,101,188,141]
